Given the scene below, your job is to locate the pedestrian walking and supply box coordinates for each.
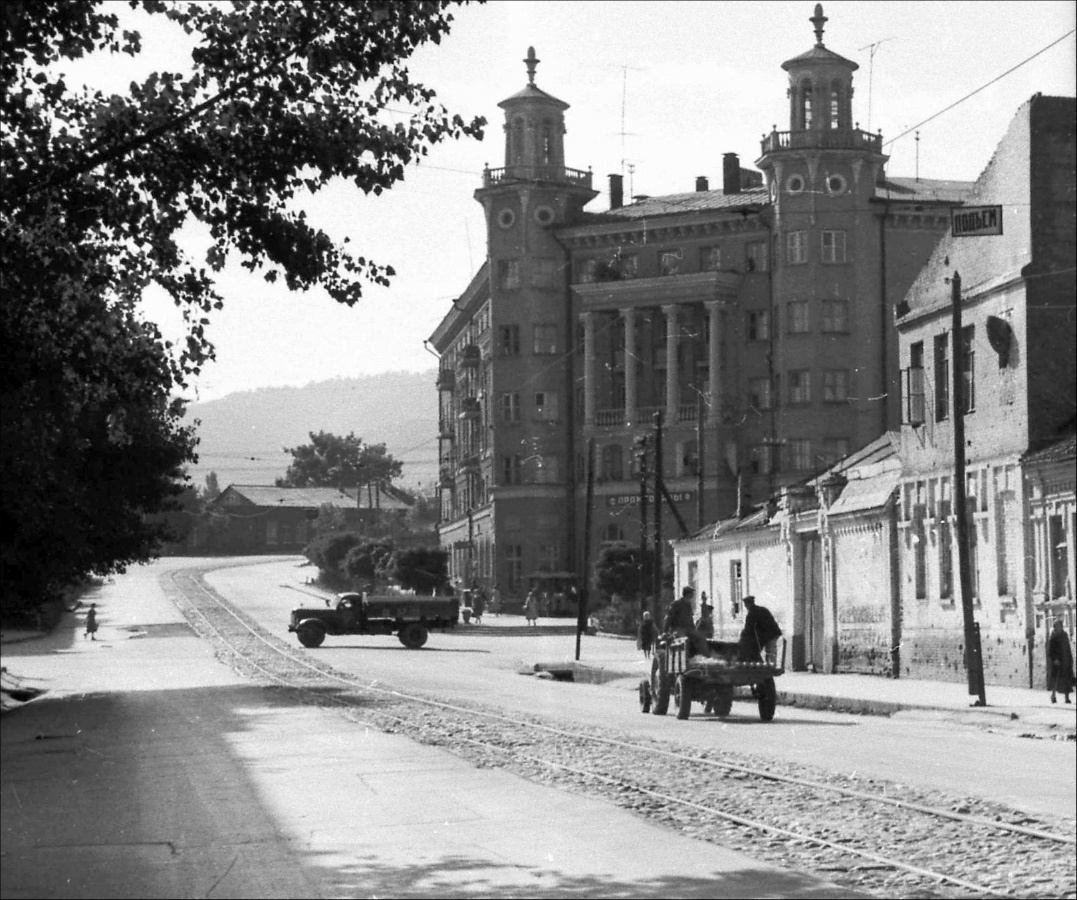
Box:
[84,603,98,641]
[490,584,503,616]
[638,611,657,659]
[524,589,539,626]
[1047,619,1075,704]
[539,590,551,618]
[472,587,485,624]
[739,595,782,665]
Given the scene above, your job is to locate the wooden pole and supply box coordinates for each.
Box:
[577,438,596,661]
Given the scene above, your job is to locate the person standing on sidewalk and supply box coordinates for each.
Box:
[490,584,502,616]
[84,603,98,641]
[638,611,657,659]
[524,589,539,626]
[1047,619,1074,704]
[740,595,781,665]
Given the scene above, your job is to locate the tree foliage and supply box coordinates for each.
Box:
[594,542,647,600]
[343,538,395,585]
[1,1,482,610]
[394,546,448,595]
[277,431,403,490]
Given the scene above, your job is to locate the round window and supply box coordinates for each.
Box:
[827,174,847,195]
[497,208,516,229]
[534,205,555,225]
[785,174,806,195]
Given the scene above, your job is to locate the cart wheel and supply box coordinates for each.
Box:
[757,677,777,722]
[713,686,734,718]
[638,679,652,714]
[674,674,693,720]
[650,654,670,716]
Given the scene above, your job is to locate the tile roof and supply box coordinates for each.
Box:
[579,188,768,223]
[218,485,411,510]
[873,177,974,204]
[1023,433,1077,465]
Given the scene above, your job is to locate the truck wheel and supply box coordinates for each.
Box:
[674,674,693,720]
[296,620,325,649]
[638,679,652,713]
[757,677,777,722]
[399,623,429,649]
[650,654,670,716]
[713,686,734,717]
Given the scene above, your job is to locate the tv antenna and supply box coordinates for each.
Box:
[611,63,643,181]
[858,38,892,131]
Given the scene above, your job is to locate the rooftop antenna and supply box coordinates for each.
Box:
[627,162,636,200]
[611,63,643,182]
[857,37,892,131]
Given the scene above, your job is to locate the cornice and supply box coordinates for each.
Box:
[557,214,766,249]
[573,271,742,308]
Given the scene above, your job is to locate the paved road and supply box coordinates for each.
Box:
[2,557,867,899]
[222,559,1076,822]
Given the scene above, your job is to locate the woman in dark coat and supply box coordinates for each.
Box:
[1047,619,1075,704]
[638,611,657,659]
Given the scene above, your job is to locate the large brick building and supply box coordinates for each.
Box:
[430,5,972,601]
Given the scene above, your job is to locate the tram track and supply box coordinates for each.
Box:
[166,565,1077,899]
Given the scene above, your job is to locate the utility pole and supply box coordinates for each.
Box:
[577,438,596,661]
[696,389,705,530]
[635,434,649,614]
[951,271,987,706]
[652,410,663,606]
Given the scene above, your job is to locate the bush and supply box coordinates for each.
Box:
[304,531,364,580]
[394,546,448,594]
[343,539,395,585]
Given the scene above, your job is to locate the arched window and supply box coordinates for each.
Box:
[601,444,624,481]
[830,81,842,129]
[541,121,553,165]
[800,81,813,129]
[512,117,524,166]
[603,523,625,543]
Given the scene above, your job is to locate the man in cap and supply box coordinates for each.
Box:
[740,595,782,665]
[664,585,710,656]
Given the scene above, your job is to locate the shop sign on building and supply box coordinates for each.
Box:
[952,205,1003,237]
[606,491,695,508]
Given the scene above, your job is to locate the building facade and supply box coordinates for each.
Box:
[430,7,971,601]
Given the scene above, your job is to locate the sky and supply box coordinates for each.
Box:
[71,1,1077,403]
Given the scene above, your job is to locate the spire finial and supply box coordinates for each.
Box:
[524,46,540,85]
[811,3,828,46]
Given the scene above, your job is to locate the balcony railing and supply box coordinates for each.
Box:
[483,164,593,189]
[677,403,698,423]
[436,370,456,391]
[458,397,481,419]
[460,344,481,368]
[760,128,883,155]
[595,408,624,427]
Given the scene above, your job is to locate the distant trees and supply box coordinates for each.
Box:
[594,543,646,600]
[202,472,221,502]
[394,547,449,595]
[277,431,402,496]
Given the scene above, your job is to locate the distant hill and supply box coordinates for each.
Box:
[184,371,439,492]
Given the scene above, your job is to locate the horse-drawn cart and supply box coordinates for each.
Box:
[639,635,786,721]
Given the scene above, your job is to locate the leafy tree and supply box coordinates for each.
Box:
[594,542,648,601]
[304,530,362,580]
[2,2,481,611]
[343,539,395,586]
[311,502,346,536]
[277,431,402,492]
[202,471,221,501]
[394,546,448,595]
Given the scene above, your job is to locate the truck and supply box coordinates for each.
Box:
[288,591,459,649]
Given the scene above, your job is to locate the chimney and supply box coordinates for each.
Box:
[695,176,709,192]
[723,153,741,194]
[608,173,624,210]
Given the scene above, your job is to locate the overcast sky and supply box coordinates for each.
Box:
[100,2,1076,401]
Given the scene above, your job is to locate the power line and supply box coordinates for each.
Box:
[884,29,1076,149]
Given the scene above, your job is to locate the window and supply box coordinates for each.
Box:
[821,230,847,263]
[904,342,925,425]
[912,502,927,600]
[939,495,953,600]
[500,324,520,356]
[500,392,520,423]
[679,439,699,477]
[745,241,768,272]
[603,523,625,542]
[1049,514,1068,599]
[960,325,975,414]
[788,301,810,334]
[747,309,771,341]
[823,369,848,402]
[531,258,559,289]
[799,80,813,129]
[578,258,598,283]
[501,455,521,485]
[601,444,623,481]
[498,259,520,290]
[266,520,278,545]
[701,246,721,271]
[750,444,773,474]
[504,544,523,592]
[533,324,557,355]
[788,369,811,405]
[529,454,559,484]
[617,253,639,279]
[786,438,812,472]
[934,333,949,421]
[537,544,559,573]
[749,377,772,411]
[534,391,559,420]
[821,299,848,332]
[660,250,683,276]
[822,437,849,463]
[786,230,809,265]
[730,561,744,612]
